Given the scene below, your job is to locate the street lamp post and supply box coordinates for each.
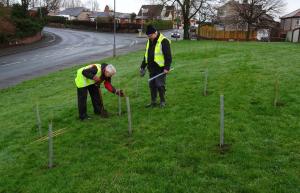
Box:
[39,0,42,19]
[141,8,144,33]
[113,0,116,57]
[96,16,98,31]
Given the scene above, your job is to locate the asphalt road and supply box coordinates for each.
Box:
[0,27,149,89]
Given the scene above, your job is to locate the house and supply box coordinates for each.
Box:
[136,4,180,26]
[89,12,131,24]
[216,0,276,32]
[137,5,164,22]
[89,12,111,22]
[88,5,132,24]
[28,7,39,17]
[215,0,279,40]
[162,6,175,21]
[281,9,300,42]
[58,7,91,21]
[280,9,300,34]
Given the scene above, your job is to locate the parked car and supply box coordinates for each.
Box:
[171,31,180,38]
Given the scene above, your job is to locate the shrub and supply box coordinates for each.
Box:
[11,3,27,18]
[145,20,173,31]
[0,33,9,44]
[14,18,43,38]
[46,16,67,24]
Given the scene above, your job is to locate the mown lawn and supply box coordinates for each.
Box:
[0,40,299,193]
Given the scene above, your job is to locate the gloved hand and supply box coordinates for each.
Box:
[93,76,100,82]
[115,89,125,97]
[140,68,146,77]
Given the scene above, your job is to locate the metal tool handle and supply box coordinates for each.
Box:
[148,68,174,82]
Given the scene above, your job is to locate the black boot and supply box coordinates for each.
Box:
[145,102,157,108]
[146,83,158,108]
[158,87,166,108]
[100,108,109,118]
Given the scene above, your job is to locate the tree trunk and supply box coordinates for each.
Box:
[246,23,251,41]
[6,0,9,7]
[183,17,190,40]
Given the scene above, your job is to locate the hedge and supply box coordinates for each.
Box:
[13,18,44,38]
[145,20,173,31]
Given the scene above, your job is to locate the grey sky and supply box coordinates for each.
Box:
[284,0,300,15]
[98,0,299,16]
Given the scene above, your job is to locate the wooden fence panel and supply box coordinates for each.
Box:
[198,25,257,41]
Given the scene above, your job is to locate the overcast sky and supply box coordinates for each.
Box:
[98,0,300,16]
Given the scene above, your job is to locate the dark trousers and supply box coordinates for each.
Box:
[149,74,166,103]
[77,84,103,119]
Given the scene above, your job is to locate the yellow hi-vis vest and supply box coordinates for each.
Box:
[75,64,102,88]
[144,33,170,67]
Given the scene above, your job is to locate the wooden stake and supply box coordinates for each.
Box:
[126,97,132,136]
[203,69,208,96]
[36,103,42,137]
[135,79,139,97]
[118,76,121,116]
[220,95,224,147]
[118,94,122,116]
[48,121,53,168]
[274,78,279,107]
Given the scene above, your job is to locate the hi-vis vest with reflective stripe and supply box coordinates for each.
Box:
[75,64,102,88]
[144,33,170,67]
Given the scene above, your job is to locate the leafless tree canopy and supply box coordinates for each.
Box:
[234,0,285,21]
[157,0,216,39]
[232,0,286,39]
[61,0,82,9]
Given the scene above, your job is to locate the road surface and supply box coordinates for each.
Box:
[0,27,147,89]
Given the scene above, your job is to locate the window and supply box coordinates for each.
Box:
[297,19,300,26]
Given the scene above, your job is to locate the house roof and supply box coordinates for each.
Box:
[59,7,90,17]
[138,5,164,18]
[281,9,300,19]
[89,11,131,19]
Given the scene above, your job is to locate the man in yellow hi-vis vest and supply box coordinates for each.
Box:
[75,63,124,120]
[140,25,172,108]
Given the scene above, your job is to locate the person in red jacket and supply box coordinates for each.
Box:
[75,63,124,120]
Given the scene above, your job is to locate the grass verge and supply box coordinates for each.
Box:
[0,40,299,193]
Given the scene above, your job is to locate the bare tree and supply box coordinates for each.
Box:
[44,0,61,11]
[0,0,7,7]
[21,0,31,10]
[87,0,99,11]
[0,0,10,7]
[232,0,285,40]
[157,0,216,39]
[197,1,216,26]
[61,0,82,9]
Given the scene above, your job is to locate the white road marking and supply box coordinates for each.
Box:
[1,61,20,67]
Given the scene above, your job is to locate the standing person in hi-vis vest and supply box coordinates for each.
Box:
[140,25,172,108]
[75,63,124,120]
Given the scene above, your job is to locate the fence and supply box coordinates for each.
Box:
[198,25,257,41]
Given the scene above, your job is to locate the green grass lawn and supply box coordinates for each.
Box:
[0,40,299,193]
